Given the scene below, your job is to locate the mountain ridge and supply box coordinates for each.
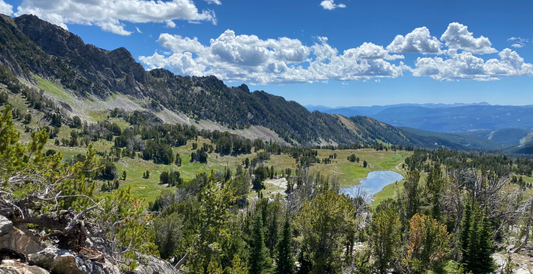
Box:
[0,14,515,151]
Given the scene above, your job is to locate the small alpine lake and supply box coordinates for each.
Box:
[340,170,404,198]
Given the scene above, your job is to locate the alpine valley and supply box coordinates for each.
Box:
[1,13,533,274]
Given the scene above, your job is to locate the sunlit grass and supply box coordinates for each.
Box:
[33,74,74,104]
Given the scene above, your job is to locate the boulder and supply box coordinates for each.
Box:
[0,259,50,274]
[0,216,44,256]
[28,246,120,274]
[133,254,176,274]
[0,216,13,236]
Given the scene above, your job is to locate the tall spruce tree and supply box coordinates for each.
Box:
[400,170,421,226]
[476,209,496,273]
[249,211,272,274]
[275,217,295,274]
[460,203,472,260]
[463,203,496,274]
[464,204,480,271]
[425,167,444,221]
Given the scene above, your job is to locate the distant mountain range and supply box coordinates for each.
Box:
[370,105,533,133]
[307,103,533,145]
[306,102,493,117]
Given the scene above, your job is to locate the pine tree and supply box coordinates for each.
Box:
[476,209,496,273]
[425,167,444,221]
[249,211,272,274]
[464,204,496,274]
[405,214,449,273]
[460,203,472,260]
[464,205,480,271]
[404,170,421,222]
[370,201,401,274]
[275,218,295,274]
[226,255,249,274]
[175,152,182,166]
[297,245,312,274]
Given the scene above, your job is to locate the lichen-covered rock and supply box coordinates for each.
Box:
[0,259,50,274]
[493,252,533,274]
[28,246,120,274]
[133,254,176,274]
[0,216,44,256]
[0,216,13,236]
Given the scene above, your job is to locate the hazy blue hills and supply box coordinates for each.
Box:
[370,105,533,133]
[306,103,533,148]
[306,102,492,117]
[307,104,533,134]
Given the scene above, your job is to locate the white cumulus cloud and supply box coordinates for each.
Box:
[140,30,404,84]
[508,37,529,48]
[0,0,12,15]
[320,0,346,10]
[413,48,533,81]
[15,0,217,36]
[139,23,532,84]
[387,27,442,54]
[440,22,497,54]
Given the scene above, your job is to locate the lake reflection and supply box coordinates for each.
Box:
[340,170,404,198]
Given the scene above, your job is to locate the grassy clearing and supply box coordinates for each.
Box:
[86,110,109,122]
[113,158,177,203]
[310,149,411,187]
[522,176,533,185]
[44,139,413,203]
[33,74,74,104]
[371,181,401,208]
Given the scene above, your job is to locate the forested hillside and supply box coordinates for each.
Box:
[3,101,533,273]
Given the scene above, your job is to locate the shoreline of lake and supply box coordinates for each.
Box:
[340,170,404,199]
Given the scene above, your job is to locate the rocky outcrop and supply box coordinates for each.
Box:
[133,254,176,274]
[0,216,44,258]
[0,215,12,235]
[0,213,180,274]
[14,15,84,58]
[13,14,147,97]
[0,259,49,274]
[27,246,120,274]
[25,247,177,274]
[493,251,533,274]
[0,215,123,274]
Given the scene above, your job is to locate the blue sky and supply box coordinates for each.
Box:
[1,0,532,107]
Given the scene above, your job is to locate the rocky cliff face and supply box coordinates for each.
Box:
[12,15,148,97]
[0,14,362,145]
